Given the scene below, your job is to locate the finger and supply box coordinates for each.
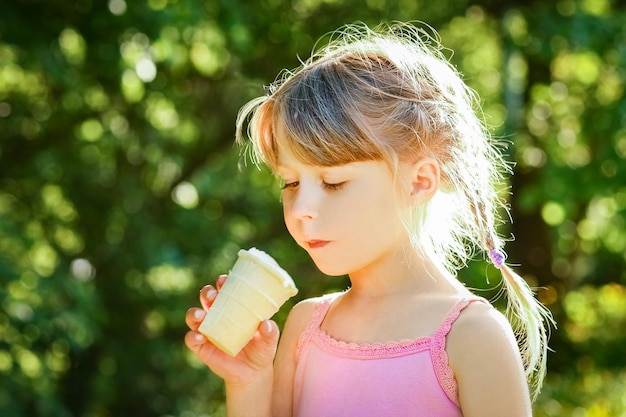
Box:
[243,320,280,368]
[184,331,218,361]
[199,285,218,311]
[185,330,207,352]
[185,307,206,330]
[216,274,227,291]
[184,331,229,370]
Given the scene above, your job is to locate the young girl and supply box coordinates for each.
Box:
[185,22,553,417]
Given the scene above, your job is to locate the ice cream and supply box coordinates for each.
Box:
[197,247,298,356]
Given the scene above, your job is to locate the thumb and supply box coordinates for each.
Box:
[259,319,280,347]
[243,320,280,367]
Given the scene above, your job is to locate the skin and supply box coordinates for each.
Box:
[185,151,532,417]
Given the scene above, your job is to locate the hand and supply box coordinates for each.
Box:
[184,274,280,388]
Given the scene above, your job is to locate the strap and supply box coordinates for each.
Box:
[430,297,488,407]
[433,297,487,339]
[295,295,335,361]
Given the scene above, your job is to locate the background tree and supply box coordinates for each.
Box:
[0,0,625,416]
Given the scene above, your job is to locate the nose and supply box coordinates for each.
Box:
[288,182,320,220]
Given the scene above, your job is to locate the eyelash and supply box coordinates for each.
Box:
[324,182,346,190]
[281,181,297,190]
[281,181,346,191]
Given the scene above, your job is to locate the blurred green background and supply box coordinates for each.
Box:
[1,0,625,416]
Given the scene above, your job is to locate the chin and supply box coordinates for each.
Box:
[309,259,349,277]
[301,244,358,276]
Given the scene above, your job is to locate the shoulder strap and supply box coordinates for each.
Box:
[295,294,336,361]
[433,297,487,339]
[430,297,489,407]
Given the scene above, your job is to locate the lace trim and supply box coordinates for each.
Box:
[296,294,486,407]
[296,294,340,361]
[313,327,431,359]
[430,298,469,407]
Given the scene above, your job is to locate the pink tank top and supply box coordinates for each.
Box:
[293,296,484,417]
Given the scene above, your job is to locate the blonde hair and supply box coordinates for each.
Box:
[235,21,553,399]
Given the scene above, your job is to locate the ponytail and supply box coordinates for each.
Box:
[488,248,555,400]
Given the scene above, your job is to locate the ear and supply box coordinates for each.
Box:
[408,158,440,203]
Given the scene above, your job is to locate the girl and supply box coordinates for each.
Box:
[185,22,553,417]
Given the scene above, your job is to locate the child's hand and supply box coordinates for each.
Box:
[184,274,280,388]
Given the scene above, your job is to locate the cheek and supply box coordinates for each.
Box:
[282,199,299,238]
[361,194,406,235]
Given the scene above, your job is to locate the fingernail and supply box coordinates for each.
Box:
[193,309,205,320]
[193,332,205,342]
[206,288,217,299]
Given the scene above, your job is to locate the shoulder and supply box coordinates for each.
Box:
[285,292,338,329]
[279,292,341,348]
[448,300,514,344]
[290,294,329,317]
[447,300,521,369]
[446,300,532,416]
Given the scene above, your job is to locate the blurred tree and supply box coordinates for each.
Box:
[0,0,625,416]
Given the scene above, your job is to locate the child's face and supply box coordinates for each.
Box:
[277,150,411,277]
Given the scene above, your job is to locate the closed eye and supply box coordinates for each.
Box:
[323,181,346,191]
[280,180,346,191]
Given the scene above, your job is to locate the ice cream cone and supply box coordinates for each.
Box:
[198,248,298,356]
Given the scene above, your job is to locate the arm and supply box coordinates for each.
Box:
[185,277,279,417]
[185,277,318,417]
[447,302,533,417]
[224,361,274,417]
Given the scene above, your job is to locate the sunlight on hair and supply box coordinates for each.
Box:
[497,264,556,400]
[235,21,554,400]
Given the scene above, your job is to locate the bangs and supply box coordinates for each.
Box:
[255,61,387,170]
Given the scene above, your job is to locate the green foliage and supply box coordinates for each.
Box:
[1,0,625,415]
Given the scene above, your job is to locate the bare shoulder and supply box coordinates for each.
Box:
[448,301,515,345]
[447,300,521,369]
[447,300,532,417]
[283,293,336,333]
[277,292,340,352]
[287,296,324,321]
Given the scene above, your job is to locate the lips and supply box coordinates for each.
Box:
[306,240,329,249]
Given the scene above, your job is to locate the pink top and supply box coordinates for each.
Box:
[293,295,485,417]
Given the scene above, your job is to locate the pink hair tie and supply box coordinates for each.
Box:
[488,249,506,269]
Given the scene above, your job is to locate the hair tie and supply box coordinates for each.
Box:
[488,248,506,269]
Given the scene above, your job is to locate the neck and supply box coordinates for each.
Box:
[345,246,459,299]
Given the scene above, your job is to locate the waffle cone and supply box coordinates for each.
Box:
[198,248,298,356]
